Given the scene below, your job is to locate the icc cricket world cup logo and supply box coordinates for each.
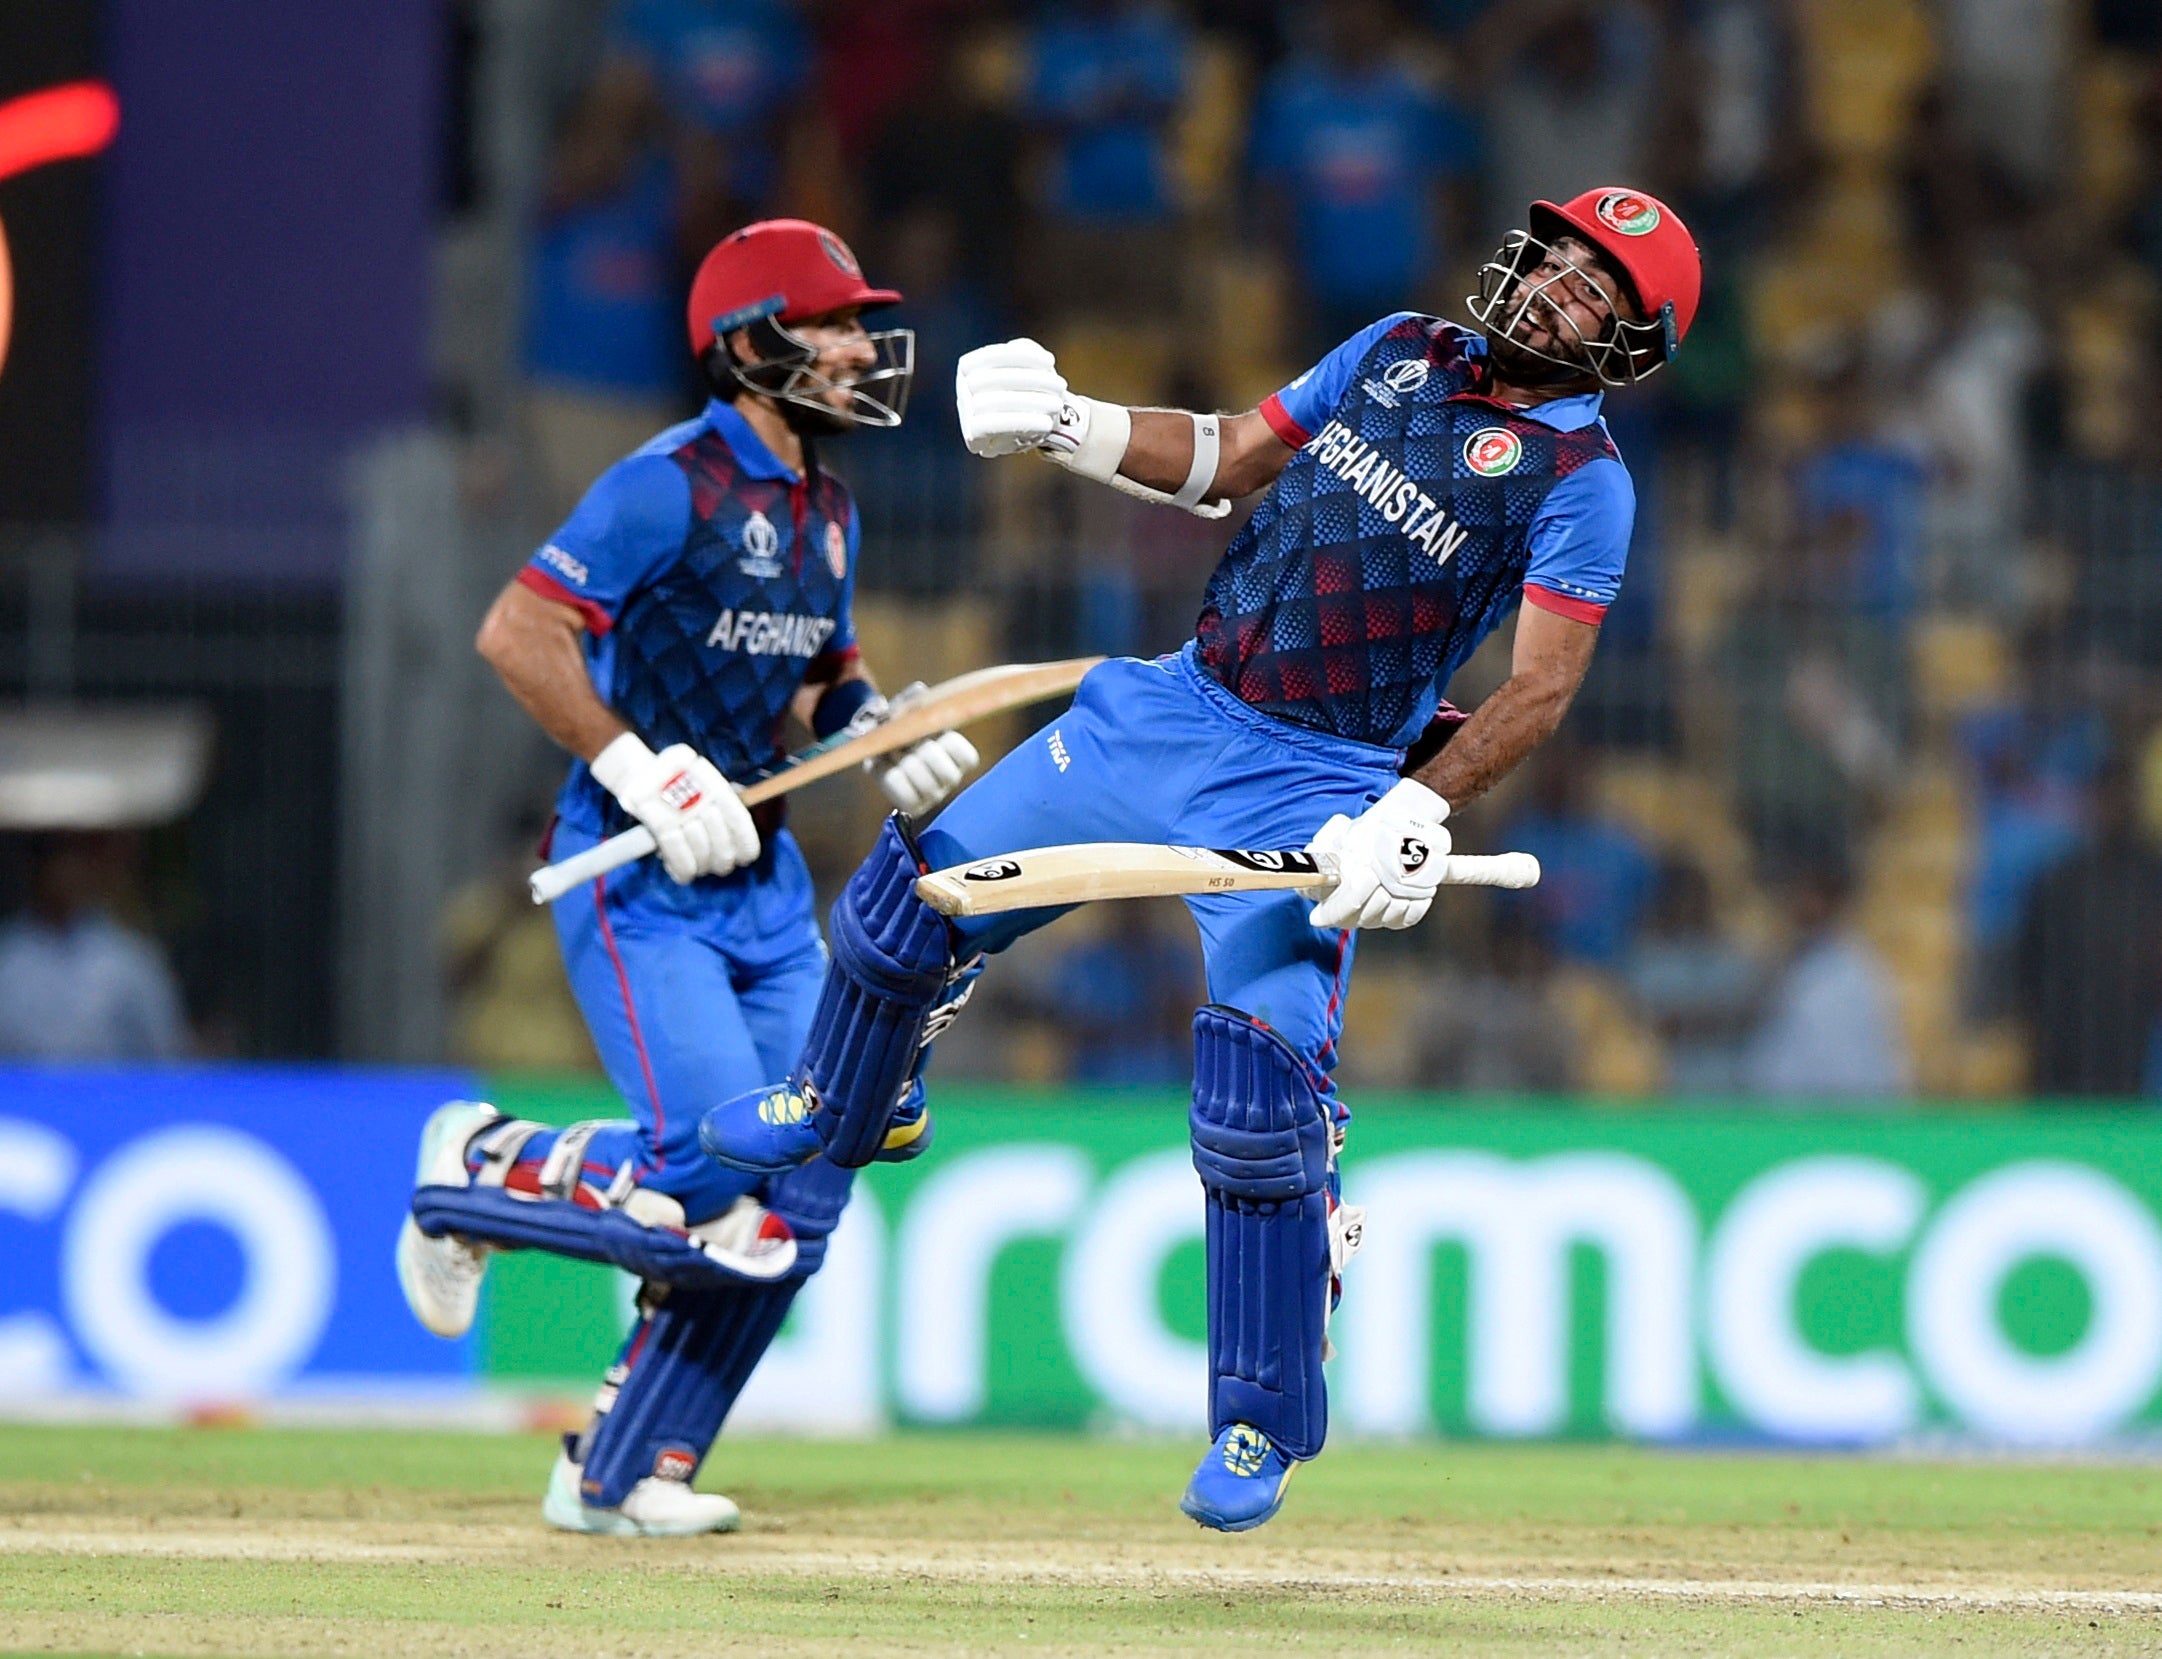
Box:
[0,81,120,379]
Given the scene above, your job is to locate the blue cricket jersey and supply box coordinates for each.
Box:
[518,398,862,837]
[1196,315,1636,750]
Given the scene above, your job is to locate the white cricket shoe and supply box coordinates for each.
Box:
[542,1449,740,1537]
[395,1099,500,1339]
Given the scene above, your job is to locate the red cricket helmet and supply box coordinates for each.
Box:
[687,219,912,431]
[686,218,901,356]
[1470,186,1703,386]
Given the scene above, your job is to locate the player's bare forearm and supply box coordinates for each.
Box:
[475,579,629,764]
[1412,603,1600,809]
[1123,408,1296,500]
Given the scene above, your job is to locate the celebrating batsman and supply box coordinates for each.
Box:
[703,187,1699,1529]
[396,219,976,1536]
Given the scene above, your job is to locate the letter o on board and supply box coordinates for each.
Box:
[1908,1161,2162,1443]
[62,1126,335,1399]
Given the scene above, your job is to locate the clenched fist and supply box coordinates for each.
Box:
[955,338,1068,458]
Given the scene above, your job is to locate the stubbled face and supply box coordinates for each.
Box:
[1489,234,1637,385]
[734,307,877,411]
[787,308,878,410]
[1504,235,1634,367]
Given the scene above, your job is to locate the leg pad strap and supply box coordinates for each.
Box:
[411,1184,793,1289]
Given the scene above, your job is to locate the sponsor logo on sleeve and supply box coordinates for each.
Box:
[537,544,589,586]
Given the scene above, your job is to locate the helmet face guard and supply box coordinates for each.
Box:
[705,298,916,432]
[1467,228,1679,388]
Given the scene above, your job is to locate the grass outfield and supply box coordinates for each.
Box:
[1,1426,2158,1656]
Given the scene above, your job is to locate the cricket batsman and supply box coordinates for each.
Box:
[700,187,1700,1529]
[395,219,978,1535]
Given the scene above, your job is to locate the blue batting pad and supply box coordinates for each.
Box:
[575,1156,853,1509]
[410,1184,784,1291]
[803,815,955,1167]
[1190,1004,1334,1461]
[576,1280,799,1509]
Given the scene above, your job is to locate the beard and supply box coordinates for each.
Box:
[1483,328,1602,392]
[778,396,859,438]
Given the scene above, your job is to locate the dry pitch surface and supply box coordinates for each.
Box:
[1,1425,2159,1656]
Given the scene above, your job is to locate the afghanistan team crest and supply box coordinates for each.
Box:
[1463,427,1524,477]
[819,230,862,277]
[825,519,848,579]
[1594,190,1660,236]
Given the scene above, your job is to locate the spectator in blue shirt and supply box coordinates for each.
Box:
[1250,0,1480,356]
[0,833,187,1063]
[1024,0,1189,225]
[522,80,690,522]
[601,0,811,245]
[1792,358,1930,622]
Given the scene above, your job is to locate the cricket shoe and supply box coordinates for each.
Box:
[699,1079,935,1175]
[874,1081,935,1164]
[1179,1424,1300,1533]
[698,1080,824,1174]
[396,1100,499,1339]
[542,1448,740,1537]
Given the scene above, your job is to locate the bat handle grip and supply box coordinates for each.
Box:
[1439,851,1542,889]
[528,825,658,904]
[1305,850,1540,892]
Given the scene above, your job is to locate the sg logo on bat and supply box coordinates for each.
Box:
[963,859,1023,883]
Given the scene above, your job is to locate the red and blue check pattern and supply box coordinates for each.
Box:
[1194,320,1621,750]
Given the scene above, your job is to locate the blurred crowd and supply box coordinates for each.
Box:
[308,0,2162,1099]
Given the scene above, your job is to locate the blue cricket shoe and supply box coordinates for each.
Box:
[1179,1424,1300,1532]
[698,1081,824,1174]
[698,1079,936,1173]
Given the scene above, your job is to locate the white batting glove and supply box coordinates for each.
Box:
[1306,778,1452,931]
[956,338,1067,457]
[875,729,979,814]
[589,732,760,885]
[843,686,979,815]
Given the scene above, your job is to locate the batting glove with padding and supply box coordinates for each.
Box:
[841,686,980,816]
[956,338,1068,458]
[589,732,760,884]
[1306,778,1452,931]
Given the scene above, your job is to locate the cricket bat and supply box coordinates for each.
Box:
[914,842,1541,917]
[528,657,1102,904]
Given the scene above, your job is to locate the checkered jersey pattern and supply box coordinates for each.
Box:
[570,430,855,828]
[1195,319,1621,750]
